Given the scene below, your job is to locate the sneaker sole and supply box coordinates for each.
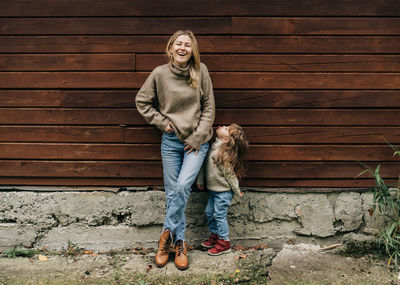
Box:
[207,248,232,256]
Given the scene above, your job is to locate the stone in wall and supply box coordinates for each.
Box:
[36,224,161,251]
[129,191,166,226]
[334,192,363,232]
[361,192,387,235]
[249,194,297,222]
[0,192,58,230]
[0,190,375,250]
[185,192,208,225]
[294,194,336,237]
[0,223,37,250]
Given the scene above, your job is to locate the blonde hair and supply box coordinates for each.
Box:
[215,123,249,179]
[165,30,201,89]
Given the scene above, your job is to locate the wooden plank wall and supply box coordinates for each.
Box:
[0,0,399,188]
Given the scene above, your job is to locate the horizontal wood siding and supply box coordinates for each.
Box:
[1,1,399,188]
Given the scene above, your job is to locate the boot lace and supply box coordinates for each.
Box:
[161,234,171,253]
[176,240,185,256]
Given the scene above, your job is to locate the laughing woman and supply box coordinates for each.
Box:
[135,30,215,270]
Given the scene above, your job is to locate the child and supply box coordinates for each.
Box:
[196,123,249,255]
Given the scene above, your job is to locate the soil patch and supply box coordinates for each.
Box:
[0,244,398,284]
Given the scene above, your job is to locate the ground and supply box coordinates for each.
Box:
[0,243,398,285]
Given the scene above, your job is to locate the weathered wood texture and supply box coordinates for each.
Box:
[0,1,399,188]
[1,1,400,16]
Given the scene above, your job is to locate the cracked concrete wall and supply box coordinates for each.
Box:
[0,190,381,250]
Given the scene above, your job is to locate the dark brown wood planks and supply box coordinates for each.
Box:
[1,1,399,188]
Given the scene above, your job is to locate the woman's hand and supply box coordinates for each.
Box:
[197,184,204,190]
[184,143,198,155]
[165,121,174,133]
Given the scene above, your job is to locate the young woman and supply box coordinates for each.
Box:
[135,30,215,270]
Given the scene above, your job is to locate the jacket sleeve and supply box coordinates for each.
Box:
[135,69,170,131]
[184,64,215,150]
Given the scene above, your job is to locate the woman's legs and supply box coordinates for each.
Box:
[161,132,209,242]
[174,141,209,240]
[161,132,183,213]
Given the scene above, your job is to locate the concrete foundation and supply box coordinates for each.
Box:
[0,189,383,251]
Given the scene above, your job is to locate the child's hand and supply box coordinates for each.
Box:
[197,184,204,190]
[239,191,244,197]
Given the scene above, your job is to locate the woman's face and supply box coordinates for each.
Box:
[169,34,193,68]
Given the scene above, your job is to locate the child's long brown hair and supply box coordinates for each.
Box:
[215,123,249,179]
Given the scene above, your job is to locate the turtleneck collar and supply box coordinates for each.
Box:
[169,62,190,77]
[214,138,224,147]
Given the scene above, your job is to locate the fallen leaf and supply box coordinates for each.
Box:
[232,245,247,251]
[146,264,153,272]
[254,243,267,250]
[38,254,48,261]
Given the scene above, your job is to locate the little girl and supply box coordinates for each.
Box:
[196,123,249,255]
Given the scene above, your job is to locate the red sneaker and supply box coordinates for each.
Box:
[201,234,218,249]
[207,239,231,256]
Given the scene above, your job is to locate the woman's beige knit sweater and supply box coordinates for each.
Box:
[135,62,215,150]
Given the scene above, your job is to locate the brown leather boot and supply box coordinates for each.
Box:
[155,229,171,268]
[174,240,189,270]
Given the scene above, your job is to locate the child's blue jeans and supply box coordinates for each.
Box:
[205,190,234,240]
[161,131,209,242]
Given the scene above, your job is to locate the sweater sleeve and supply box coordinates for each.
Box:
[135,69,170,132]
[217,163,241,197]
[184,64,215,150]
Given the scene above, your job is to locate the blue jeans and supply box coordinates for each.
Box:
[161,131,209,242]
[205,190,234,240]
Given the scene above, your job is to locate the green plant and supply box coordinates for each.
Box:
[63,240,83,256]
[357,142,400,270]
[1,246,36,258]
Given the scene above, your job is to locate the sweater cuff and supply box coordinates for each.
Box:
[156,117,170,132]
[184,135,201,150]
